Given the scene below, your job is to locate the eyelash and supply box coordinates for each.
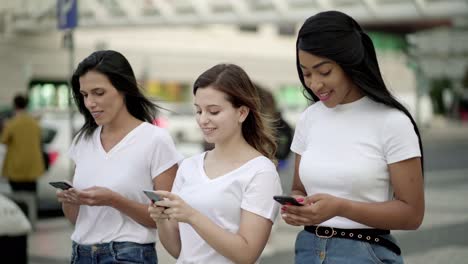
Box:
[81,92,104,97]
[196,111,219,115]
[303,70,332,77]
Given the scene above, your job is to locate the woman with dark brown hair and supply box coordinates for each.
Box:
[55,50,182,263]
[148,63,282,264]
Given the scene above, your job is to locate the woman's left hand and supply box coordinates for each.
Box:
[282,193,345,226]
[154,191,198,224]
[77,186,116,206]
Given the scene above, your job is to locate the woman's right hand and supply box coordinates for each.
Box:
[148,204,169,223]
[56,188,81,205]
[281,194,306,226]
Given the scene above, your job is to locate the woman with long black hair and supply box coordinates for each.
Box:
[55,50,183,263]
[281,11,424,263]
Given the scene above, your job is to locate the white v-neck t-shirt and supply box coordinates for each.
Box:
[68,122,183,244]
[172,152,282,264]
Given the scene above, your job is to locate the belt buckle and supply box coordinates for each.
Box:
[315,225,334,239]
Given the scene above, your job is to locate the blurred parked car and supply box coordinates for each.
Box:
[36,111,84,210]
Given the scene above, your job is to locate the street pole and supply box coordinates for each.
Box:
[65,29,75,176]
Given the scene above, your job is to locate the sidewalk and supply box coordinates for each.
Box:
[420,116,468,142]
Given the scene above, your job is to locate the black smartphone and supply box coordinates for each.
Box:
[143,190,162,203]
[49,181,73,190]
[273,195,303,206]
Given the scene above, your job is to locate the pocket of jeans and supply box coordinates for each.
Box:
[364,239,402,264]
[113,245,145,264]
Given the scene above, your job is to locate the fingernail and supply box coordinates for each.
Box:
[296,198,304,202]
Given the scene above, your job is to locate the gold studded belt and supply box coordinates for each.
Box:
[304,225,401,255]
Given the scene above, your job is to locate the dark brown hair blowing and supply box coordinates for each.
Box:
[193,64,277,162]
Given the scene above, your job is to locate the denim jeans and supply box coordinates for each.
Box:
[295,230,403,264]
[71,241,157,264]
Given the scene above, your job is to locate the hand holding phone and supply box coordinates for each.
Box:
[49,181,73,190]
[143,190,162,203]
[273,195,303,206]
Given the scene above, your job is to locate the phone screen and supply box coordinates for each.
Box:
[273,195,303,206]
[49,181,73,190]
[143,190,161,202]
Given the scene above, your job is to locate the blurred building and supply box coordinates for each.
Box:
[0,0,467,126]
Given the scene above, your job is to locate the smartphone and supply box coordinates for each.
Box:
[143,190,162,203]
[273,195,303,206]
[49,181,73,190]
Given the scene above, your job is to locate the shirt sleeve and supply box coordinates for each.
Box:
[290,109,308,155]
[1,122,11,145]
[241,169,283,222]
[150,128,184,179]
[171,160,186,194]
[382,111,421,164]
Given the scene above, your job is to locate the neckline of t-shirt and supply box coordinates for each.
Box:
[331,95,371,111]
[199,151,265,181]
[96,122,146,156]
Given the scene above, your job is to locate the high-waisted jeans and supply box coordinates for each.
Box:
[71,241,157,264]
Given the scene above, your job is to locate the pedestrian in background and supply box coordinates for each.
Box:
[148,64,282,264]
[56,50,183,263]
[281,11,425,263]
[1,94,44,194]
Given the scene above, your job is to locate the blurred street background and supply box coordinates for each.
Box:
[23,118,468,264]
[0,0,467,263]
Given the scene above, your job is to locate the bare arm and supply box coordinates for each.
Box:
[61,201,79,225]
[152,216,181,258]
[291,154,306,197]
[57,187,79,225]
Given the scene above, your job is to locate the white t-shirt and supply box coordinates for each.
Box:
[172,152,282,264]
[291,96,421,229]
[69,122,183,244]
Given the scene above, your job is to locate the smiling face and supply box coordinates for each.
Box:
[79,70,127,126]
[298,49,363,108]
[194,86,248,144]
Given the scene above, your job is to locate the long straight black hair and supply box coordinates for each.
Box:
[296,11,424,171]
[71,50,157,142]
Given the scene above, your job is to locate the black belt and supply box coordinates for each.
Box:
[304,225,401,255]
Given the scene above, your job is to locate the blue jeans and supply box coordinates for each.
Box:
[295,230,403,264]
[71,241,157,264]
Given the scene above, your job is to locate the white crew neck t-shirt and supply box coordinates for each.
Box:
[291,96,421,229]
[69,122,183,244]
[172,152,282,264]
